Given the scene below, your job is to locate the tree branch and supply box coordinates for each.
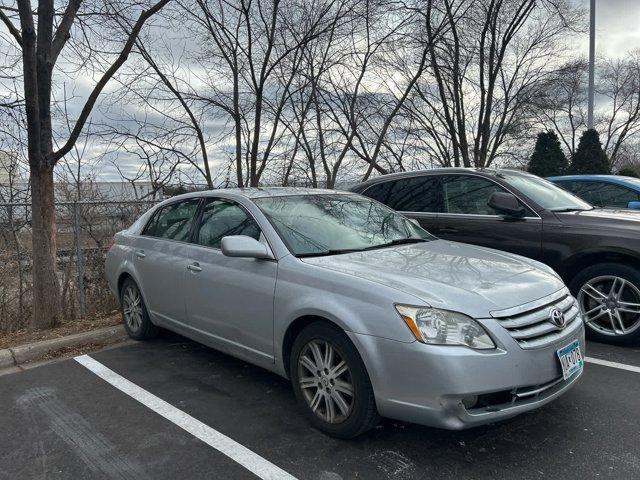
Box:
[51,0,82,65]
[52,0,171,163]
[0,7,23,47]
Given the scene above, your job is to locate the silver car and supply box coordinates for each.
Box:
[105,188,585,438]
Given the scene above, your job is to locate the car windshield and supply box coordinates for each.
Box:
[254,194,434,257]
[499,172,593,211]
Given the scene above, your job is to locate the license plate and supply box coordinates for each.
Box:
[557,340,583,380]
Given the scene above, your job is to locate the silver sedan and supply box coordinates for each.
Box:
[105,188,585,438]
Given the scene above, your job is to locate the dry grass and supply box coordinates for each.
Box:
[42,342,104,360]
[0,311,121,350]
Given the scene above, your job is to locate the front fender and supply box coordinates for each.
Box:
[564,246,640,278]
[272,261,420,378]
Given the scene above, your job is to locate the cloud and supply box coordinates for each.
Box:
[575,0,640,58]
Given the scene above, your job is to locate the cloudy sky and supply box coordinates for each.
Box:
[79,0,640,183]
[3,0,640,184]
[576,0,640,58]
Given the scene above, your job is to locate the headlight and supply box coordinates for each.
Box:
[395,305,495,350]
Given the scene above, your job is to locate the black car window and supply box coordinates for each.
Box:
[555,180,576,193]
[565,181,604,205]
[555,180,585,197]
[442,175,512,215]
[363,176,442,213]
[141,209,162,236]
[143,199,199,241]
[195,199,261,249]
[570,181,639,208]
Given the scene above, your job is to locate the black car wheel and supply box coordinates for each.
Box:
[290,322,379,438]
[120,278,158,340]
[570,263,640,345]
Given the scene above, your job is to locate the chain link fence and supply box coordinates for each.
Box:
[0,200,159,332]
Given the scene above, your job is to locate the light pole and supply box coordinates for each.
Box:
[587,0,595,129]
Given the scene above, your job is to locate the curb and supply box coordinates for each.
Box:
[0,349,14,369]
[0,325,127,368]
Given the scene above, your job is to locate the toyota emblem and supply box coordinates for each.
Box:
[549,308,566,329]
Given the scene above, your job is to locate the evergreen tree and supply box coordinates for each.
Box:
[527,131,568,177]
[570,129,611,174]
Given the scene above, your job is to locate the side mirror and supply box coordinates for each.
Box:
[221,235,273,259]
[627,201,640,210]
[487,191,526,217]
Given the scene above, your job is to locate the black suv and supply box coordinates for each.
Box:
[352,168,640,345]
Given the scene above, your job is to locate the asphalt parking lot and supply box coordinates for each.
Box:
[1,333,639,480]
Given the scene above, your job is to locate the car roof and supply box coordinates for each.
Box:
[161,186,354,202]
[547,175,640,191]
[353,167,533,189]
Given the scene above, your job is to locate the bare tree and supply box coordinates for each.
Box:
[0,0,170,329]
[599,51,640,168]
[531,59,588,156]
[180,0,345,186]
[533,50,640,166]
[410,0,582,168]
[276,0,441,186]
[279,0,390,187]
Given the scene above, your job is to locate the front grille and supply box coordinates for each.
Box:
[490,288,580,349]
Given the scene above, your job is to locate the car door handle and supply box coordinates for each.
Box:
[187,263,202,273]
[439,227,458,234]
[135,250,146,259]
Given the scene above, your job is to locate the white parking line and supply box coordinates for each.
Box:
[585,356,640,374]
[75,354,298,480]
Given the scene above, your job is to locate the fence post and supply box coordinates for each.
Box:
[73,202,87,317]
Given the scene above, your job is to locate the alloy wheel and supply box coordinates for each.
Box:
[297,339,354,424]
[578,275,640,336]
[123,285,143,332]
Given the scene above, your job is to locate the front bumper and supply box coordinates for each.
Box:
[348,316,585,430]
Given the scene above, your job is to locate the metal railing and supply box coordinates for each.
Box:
[0,200,159,331]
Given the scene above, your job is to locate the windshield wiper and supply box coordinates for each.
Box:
[297,238,428,257]
[363,237,429,251]
[297,248,366,258]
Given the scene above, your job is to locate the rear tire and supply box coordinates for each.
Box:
[120,278,158,341]
[570,263,640,346]
[290,322,379,438]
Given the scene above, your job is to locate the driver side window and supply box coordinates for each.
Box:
[440,175,534,216]
[441,175,508,215]
[569,181,639,208]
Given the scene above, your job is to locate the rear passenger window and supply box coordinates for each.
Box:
[195,199,261,249]
[143,199,200,241]
[364,176,441,212]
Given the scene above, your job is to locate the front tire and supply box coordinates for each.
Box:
[120,278,158,341]
[570,263,640,346]
[290,322,378,438]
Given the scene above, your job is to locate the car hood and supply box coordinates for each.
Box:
[301,240,565,318]
[555,207,640,232]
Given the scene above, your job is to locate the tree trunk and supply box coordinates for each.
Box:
[233,69,243,187]
[249,88,264,187]
[30,163,61,329]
